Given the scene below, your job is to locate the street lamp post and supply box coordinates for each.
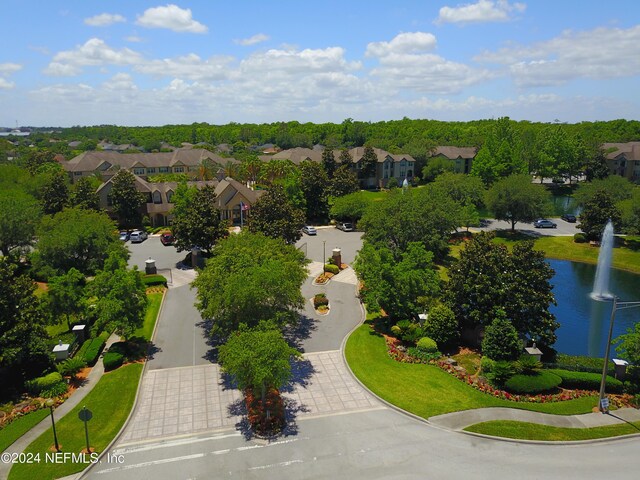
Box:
[323,240,326,265]
[598,297,640,413]
[45,399,60,451]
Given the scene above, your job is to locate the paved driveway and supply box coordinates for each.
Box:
[475,217,581,236]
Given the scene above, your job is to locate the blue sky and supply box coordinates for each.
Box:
[1,0,639,126]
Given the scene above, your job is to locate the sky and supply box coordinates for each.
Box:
[1,0,639,127]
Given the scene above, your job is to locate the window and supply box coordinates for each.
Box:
[133,167,145,175]
[166,190,174,203]
[174,166,184,173]
[159,167,169,173]
[74,171,83,176]
[146,168,156,174]
[153,191,162,204]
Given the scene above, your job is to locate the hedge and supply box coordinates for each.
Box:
[574,232,588,243]
[416,337,438,353]
[103,352,124,371]
[504,371,562,394]
[25,372,64,396]
[547,369,623,393]
[142,274,168,287]
[83,331,110,366]
[324,264,339,275]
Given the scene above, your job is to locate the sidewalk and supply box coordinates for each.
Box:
[0,333,120,480]
[429,406,640,431]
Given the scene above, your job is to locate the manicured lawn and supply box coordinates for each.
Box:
[359,190,388,202]
[0,409,49,453]
[345,323,598,419]
[133,291,164,341]
[8,363,143,480]
[464,420,640,441]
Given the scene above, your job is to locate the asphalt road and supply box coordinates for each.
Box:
[296,227,364,264]
[126,234,186,272]
[475,217,581,236]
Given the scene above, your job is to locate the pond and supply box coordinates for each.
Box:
[549,259,640,357]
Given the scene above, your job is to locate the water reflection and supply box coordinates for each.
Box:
[549,259,640,357]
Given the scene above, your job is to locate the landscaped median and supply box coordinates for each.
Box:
[344,321,598,419]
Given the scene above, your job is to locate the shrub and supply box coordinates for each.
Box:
[552,354,615,374]
[25,372,64,396]
[547,369,623,393]
[57,357,86,378]
[515,354,542,375]
[103,352,124,371]
[75,338,93,360]
[40,382,68,398]
[488,360,514,386]
[83,331,109,366]
[386,177,399,189]
[574,232,588,243]
[504,371,562,394]
[142,274,167,287]
[313,293,329,308]
[391,320,425,344]
[481,313,522,361]
[416,337,438,353]
[406,347,441,362]
[324,263,339,275]
[422,305,459,348]
[480,357,495,374]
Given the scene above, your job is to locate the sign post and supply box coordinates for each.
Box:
[78,406,93,452]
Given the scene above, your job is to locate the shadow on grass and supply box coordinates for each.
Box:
[606,412,640,432]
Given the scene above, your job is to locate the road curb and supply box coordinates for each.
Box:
[78,287,168,479]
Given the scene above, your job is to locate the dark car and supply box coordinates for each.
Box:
[160,233,174,246]
[561,214,577,223]
[336,222,354,232]
[533,219,557,229]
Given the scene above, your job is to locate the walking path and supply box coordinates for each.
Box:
[0,333,121,479]
[429,406,640,431]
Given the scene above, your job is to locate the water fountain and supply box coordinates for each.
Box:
[590,220,614,301]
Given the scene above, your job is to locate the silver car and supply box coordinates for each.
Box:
[129,230,148,243]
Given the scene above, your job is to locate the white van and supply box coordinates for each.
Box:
[129,230,148,243]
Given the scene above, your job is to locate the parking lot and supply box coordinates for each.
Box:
[474,217,581,236]
[296,226,364,264]
[126,234,186,272]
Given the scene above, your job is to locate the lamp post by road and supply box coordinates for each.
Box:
[45,399,60,451]
[323,240,326,265]
[597,297,640,412]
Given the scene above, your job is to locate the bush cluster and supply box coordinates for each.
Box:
[323,264,339,275]
[83,332,109,366]
[25,372,64,396]
[573,232,588,243]
[41,382,68,398]
[504,371,562,394]
[416,337,438,353]
[57,357,86,377]
[390,320,425,344]
[313,293,329,308]
[547,369,623,393]
[142,274,168,287]
[406,346,441,362]
[103,352,124,371]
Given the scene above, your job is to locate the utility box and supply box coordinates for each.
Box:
[52,340,70,361]
[332,248,342,268]
[613,358,629,380]
[72,324,86,343]
[524,343,543,362]
[145,257,157,275]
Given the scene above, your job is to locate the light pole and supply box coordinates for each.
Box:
[323,240,326,265]
[597,297,640,413]
[45,399,60,451]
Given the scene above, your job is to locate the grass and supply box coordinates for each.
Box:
[0,409,49,453]
[8,363,143,480]
[345,322,598,419]
[359,190,388,202]
[133,291,164,341]
[464,420,640,441]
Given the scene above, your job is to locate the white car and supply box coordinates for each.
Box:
[302,225,317,235]
[129,230,148,243]
[336,222,354,232]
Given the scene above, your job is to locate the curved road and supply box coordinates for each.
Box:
[83,230,640,480]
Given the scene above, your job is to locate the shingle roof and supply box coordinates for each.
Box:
[433,146,477,160]
[603,142,640,161]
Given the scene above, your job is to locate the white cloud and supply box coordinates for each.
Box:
[135,53,234,81]
[0,78,15,89]
[136,4,207,33]
[84,13,126,27]
[240,47,361,75]
[0,63,22,75]
[436,0,526,25]
[125,36,144,43]
[44,38,143,76]
[366,32,437,57]
[476,25,640,87]
[234,33,270,46]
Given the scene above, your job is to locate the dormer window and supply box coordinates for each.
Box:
[153,191,162,204]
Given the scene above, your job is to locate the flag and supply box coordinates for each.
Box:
[240,201,249,211]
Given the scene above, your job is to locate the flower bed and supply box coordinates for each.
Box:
[244,387,285,436]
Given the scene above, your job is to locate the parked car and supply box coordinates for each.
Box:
[336,222,354,232]
[160,233,174,245]
[119,231,130,242]
[129,230,148,243]
[533,219,557,229]
[302,225,317,235]
[561,214,577,223]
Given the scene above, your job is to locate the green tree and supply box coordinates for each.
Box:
[38,169,69,215]
[108,169,146,229]
[219,324,300,411]
[577,190,623,240]
[0,259,53,380]
[24,149,56,175]
[360,146,378,179]
[330,163,360,197]
[584,148,610,181]
[170,184,228,254]
[486,174,552,231]
[574,176,634,207]
[47,268,86,330]
[248,185,306,244]
[338,148,353,165]
[354,242,440,320]
[0,189,41,257]
[422,157,455,183]
[322,147,337,178]
[329,191,372,222]
[615,321,640,366]
[423,304,459,348]
[193,232,308,338]
[35,207,123,277]
[87,261,147,339]
[431,172,485,208]
[70,176,100,211]
[620,189,640,234]
[481,311,522,361]
[299,160,329,220]
[275,168,306,211]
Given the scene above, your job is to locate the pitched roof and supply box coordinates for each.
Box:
[433,146,477,160]
[602,142,640,161]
